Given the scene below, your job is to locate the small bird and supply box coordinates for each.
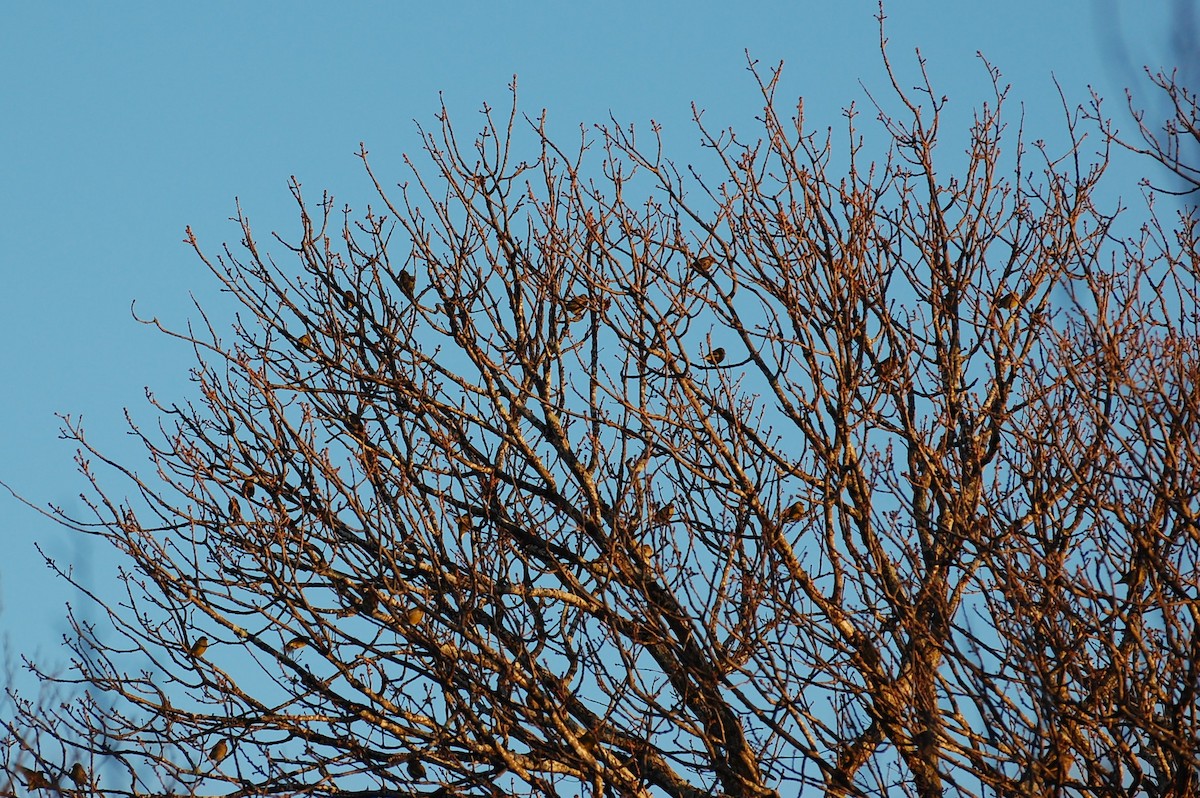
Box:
[703,347,726,366]
[209,739,230,763]
[1117,552,1148,588]
[68,762,87,787]
[189,636,210,658]
[398,270,416,300]
[995,291,1020,311]
[456,514,473,538]
[779,501,805,524]
[358,588,378,616]
[342,289,356,311]
[284,637,308,652]
[228,497,242,523]
[240,478,255,499]
[406,753,427,779]
[405,607,425,626]
[877,354,900,381]
[692,255,716,274]
[564,295,589,320]
[18,766,50,790]
[297,332,313,350]
[651,503,675,526]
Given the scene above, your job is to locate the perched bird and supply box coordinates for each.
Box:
[189,636,210,658]
[564,295,589,320]
[876,354,900,382]
[228,497,242,523]
[405,607,425,626]
[297,332,313,350]
[703,347,726,366]
[398,270,416,300]
[284,637,308,652]
[779,501,805,524]
[406,753,427,780]
[240,478,255,499]
[692,255,716,274]
[995,291,1020,311]
[342,289,356,311]
[1117,552,1148,588]
[68,762,87,787]
[456,514,473,538]
[18,766,50,790]
[650,503,675,526]
[209,739,230,763]
[358,587,379,616]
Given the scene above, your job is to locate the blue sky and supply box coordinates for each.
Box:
[0,2,1189,666]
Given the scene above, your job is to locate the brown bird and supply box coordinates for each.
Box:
[209,739,230,763]
[398,270,416,300]
[456,514,473,538]
[342,289,356,311]
[703,347,726,366]
[189,636,210,658]
[651,503,675,526]
[284,637,308,652]
[692,255,716,274]
[564,295,589,319]
[995,291,1020,311]
[877,354,900,381]
[18,766,50,790]
[228,497,242,523]
[240,478,255,499]
[297,332,313,350]
[406,752,427,780]
[68,762,87,787]
[405,607,425,626]
[779,501,805,524]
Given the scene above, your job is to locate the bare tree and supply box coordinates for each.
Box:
[4,40,1199,798]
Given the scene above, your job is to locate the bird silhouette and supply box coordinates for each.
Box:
[358,588,379,616]
[995,291,1020,311]
[240,478,255,499]
[342,289,356,310]
[406,753,427,779]
[703,347,726,366]
[779,501,805,524]
[297,332,313,350]
[68,763,87,787]
[876,354,900,382]
[284,637,308,652]
[209,739,230,763]
[18,766,50,790]
[564,295,590,322]
[398,270,416,300]
[189,636,210,658]
[692,255,716,274]
[651,503,675,526]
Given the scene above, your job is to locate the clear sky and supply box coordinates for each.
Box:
[0,2,1191,668]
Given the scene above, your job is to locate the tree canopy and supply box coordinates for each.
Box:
[3,47,1199,798]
